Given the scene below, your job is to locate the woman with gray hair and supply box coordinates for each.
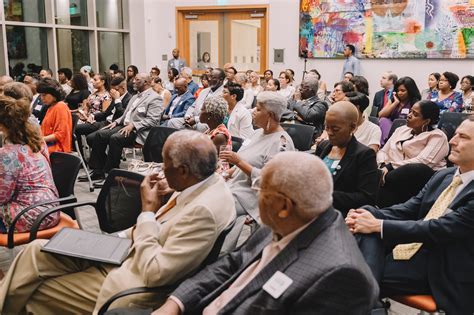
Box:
[220,91,295,222]
[199,96,232,151]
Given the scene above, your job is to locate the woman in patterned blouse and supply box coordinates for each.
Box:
[0,95,59,233]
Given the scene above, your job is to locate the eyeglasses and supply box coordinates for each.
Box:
[251,177,295,203]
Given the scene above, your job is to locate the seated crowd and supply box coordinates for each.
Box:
[0,57,473,315]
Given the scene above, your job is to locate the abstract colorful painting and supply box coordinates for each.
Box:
[299,0,474,59]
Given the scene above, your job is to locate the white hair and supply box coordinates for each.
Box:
[262,152,333,218]
[256,91,287,121]
[181,67,193,79]
[166,130,217,180]
[303,76,319,94]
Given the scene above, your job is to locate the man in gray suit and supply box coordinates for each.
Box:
[151,151,379,315]
[83,73,163,182]
[167,48,187,73]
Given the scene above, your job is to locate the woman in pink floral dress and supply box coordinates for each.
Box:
[0,95,59,233]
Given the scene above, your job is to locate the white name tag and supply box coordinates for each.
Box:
[331,160,340,169]
[242,139,252,147]
[401,108,410,115]
[137,106,146,113]
[34,105,42,111]
[262,271,293,299]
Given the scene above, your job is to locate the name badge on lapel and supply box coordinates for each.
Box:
[262,271,293,299]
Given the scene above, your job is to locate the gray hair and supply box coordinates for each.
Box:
[203,96,228,123]
[303,76,319,94]
[256,91,287,121]
[180,67,193,79]
[165,130,217,180]
[262,152,333,219]
[3,82,33,102]
[235,73,248,85]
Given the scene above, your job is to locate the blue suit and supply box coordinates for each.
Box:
[163,91,195,118]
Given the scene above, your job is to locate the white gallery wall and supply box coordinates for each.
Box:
[132,0,474,99]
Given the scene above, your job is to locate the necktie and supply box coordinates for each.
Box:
[383,89,389,107]
[393,175,463,260]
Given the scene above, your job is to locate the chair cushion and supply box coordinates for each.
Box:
[391,295,437,312]
[0,213,79,247]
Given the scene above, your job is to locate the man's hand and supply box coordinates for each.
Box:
[118,124,134,137]
[185,116,196,126]
[102,121,117,130]
[110,88,120,100]
[380,166,389,186]
[140,174,175,213]
[152,299,181,315]
[162,114,170,121]
[345,209,381,234]
[219,151,241,166]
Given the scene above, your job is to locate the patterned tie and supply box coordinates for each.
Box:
[393,175,463,260]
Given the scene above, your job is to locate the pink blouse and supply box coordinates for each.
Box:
[377,125,449,171]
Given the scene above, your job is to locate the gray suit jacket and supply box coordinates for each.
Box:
[116,88,163,145]
[167,58,186,72]
[173,208,379,315]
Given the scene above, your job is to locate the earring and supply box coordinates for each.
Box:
[266,119,271,131]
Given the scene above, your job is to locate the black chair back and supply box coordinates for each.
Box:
[50,152,81,198]
[281,123,315,151]
[95,169,145,233]
[143,126,179,163]
[437,112,469,141]
[368,116,379,126]
[370,106,379,117]
[387,118,407,140]
[50,152,81,218]
[231,136,244,152]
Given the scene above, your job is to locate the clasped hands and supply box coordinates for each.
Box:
[345,209,382,234]
[140,174,175,213]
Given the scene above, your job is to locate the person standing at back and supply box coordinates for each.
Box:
[341,44,360,79]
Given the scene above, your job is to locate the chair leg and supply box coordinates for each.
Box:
[74,140,94,192]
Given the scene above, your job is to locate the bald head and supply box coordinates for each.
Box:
[164,130,217,182]
[261,152,333,221]
[327,101,359,125]
[174,77,188,95]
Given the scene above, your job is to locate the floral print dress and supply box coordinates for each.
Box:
[0,144,59,233]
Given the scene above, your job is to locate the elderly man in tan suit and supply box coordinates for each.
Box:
[0,130,236,314]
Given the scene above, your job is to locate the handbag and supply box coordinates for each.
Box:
[127,159,163,177]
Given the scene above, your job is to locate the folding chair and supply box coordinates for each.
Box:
[387,118,407,140]
[72,112,94,192]
[231,136,244,152]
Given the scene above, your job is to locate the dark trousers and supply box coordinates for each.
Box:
[75,121,107,157]
[356,233,431,299]
[88,126,137,173]
[377,163,435,208]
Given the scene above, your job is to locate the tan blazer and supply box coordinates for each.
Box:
[95,173,236,311]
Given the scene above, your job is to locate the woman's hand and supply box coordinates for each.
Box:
[219,150,241,166]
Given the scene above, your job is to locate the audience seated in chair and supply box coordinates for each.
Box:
[429,71,463,114]
[284,76,329,137]
[199,96,232,152]
[181,68,225,131]
[160,78,195,127]
[220,91,295,222]
[180,67,199,96]
[37,77,72,153]
[0,95,59,233]
[316,101,379,216]
[379,76,421,145]
[377,100,449,207]
[80,73,162,182]
[64,73,91,111]
[346,91,382,152]
[146,152,379,315]
[346,116,474,315]
[223,82,254,139]
[372,72,397,117]
[0,130,235,314]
